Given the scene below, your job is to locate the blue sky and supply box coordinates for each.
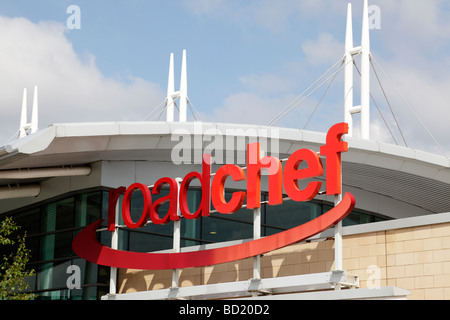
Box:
[0,0,449,156]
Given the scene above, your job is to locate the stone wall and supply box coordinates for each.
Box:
[118,220,450,300]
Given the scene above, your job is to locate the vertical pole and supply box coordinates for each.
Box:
[179,50,188,123]
[360,0,371,140]
[344,3,354,137]
[166,53,175,122]
[109,201,120,295]
[252,206,261,297]
[334,195,343,271]
[338,0,366,291]
[334,194,343,292]
[31,86,38,134]
[19,88,27,139]
[172,178,182,288]
[338,4,353,279]
[172,220,181,287]
[253,207,261,280]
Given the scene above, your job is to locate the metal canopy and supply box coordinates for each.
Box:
[102,271,360,300]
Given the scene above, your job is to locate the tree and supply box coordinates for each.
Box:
[0,217,35,300]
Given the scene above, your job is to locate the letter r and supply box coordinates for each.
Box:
[108,187,126,232]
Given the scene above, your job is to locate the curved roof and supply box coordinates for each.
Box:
[0,121,449,214]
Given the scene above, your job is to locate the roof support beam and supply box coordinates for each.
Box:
[0,166,91,180]
[0,184,40,200]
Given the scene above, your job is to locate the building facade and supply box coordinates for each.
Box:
[0,121,449,300]
[0,1,449,300]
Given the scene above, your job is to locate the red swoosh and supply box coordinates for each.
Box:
[73,193,355,270]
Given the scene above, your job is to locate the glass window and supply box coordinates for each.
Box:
[343,210,376,226]
[265,200,322,236]
[181,218,201,247]
[128,229,173,253]
[1,190,108,300]
[202,213,253,243]
[202,191,254,243]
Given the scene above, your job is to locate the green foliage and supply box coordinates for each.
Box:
[0,217,35,300]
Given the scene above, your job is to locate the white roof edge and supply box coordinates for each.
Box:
[1,121,448,169]
[3,126,56,155]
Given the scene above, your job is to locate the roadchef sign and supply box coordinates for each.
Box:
[73,123,356,270]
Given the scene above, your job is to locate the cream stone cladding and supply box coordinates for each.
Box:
[118,212,450,300]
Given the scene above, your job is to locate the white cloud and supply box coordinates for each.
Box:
[213,92,296,126]
[184,0,226,16]
[251,0,298,33]
[182,0,345,33]
[302,33,344,65]
[239,73,295,96]
[0,16,164,144]
[391,0,450,42]
[372,57,450,155]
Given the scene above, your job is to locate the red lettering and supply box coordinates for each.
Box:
[150,177,179,225]
[211,164,246,214]
[179,154,211,220]
[246,143,282,209]
[122,183,151,229]
[284,149,323,202]
[106,123,349,231]
[320,123,349,195]
[107,187,126,232]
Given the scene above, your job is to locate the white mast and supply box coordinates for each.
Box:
[344,3,354,137]
[165,50,188,123]
[31,85,39,134]
[166,53,175,122]
[179,49,188,123]
[18,86,39,139]
[19,88,28,139]
[344,0,371,140]
[360,0,371,140]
